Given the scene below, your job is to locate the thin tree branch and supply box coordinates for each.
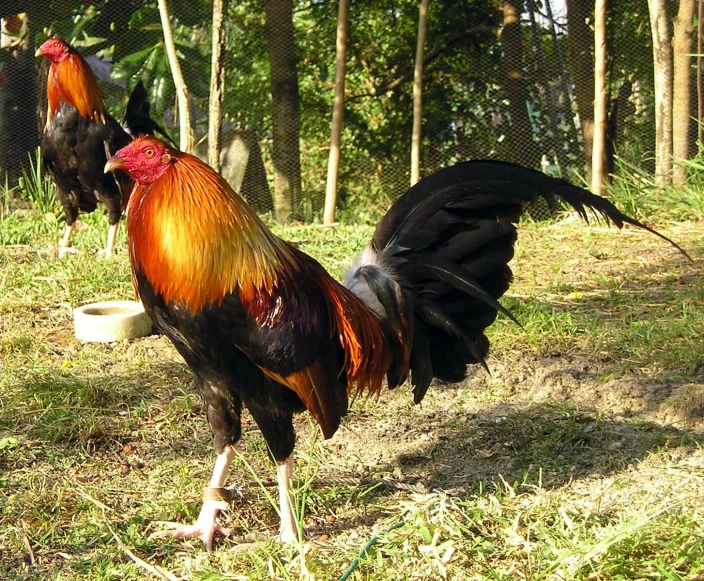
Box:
[592,0,607,194]
[157,0,193,152]
[698,0,703,153]
[410,0,429,186]
[323,0,350,226]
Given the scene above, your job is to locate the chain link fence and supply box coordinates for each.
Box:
[0,0,688,220]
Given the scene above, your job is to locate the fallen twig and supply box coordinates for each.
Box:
[75,487,181,581]
[74,486,114,513]
[104,519,181,581]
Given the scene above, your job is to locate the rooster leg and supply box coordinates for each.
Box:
[150,443,237,550]
[57,224,78,259]
[277,455,298,544]
[100,223,119,259]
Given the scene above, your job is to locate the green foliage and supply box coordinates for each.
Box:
[0,211,58,246]
[36,0,516,215]
[111,5,212,121]
[672,154,704,219]
[0,149,59,245]
[17,147,57,215]
[0,174,16,219]
[32,0,664,221]
[606,153,704,222]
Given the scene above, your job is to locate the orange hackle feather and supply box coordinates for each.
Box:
[127,147,295,314]
[317,273,390,399]
[127,143,391,433]
[47,49,106,126]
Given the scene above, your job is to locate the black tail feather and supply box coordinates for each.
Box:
[417,299,490,375]
[405,254,522,328]
[546,184,691,259]
[346,160,688,403]
[121,81,176,145]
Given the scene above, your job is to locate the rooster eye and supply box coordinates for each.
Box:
[144,148,155,158]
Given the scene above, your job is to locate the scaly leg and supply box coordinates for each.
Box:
[100,222,119,259]
[151,444,237,551]
[277,455,298,544]
[57,224,78,258]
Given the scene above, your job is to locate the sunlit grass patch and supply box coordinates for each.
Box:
[0,207,703,579]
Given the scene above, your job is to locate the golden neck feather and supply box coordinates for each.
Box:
[127,151,295,313]
[47,53,106,124]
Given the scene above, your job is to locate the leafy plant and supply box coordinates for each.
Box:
[0,173,16,220]
[17,148,57,215]
[604,155,660,220]
[671,155,704,220]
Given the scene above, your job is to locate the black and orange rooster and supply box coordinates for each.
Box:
[36,37,167,258]
[106,136,686,549]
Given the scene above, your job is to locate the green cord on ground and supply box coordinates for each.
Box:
[337,520,406,581]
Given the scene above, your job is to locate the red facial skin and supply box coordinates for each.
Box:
[106,136,174,185]
[36,37,70,63]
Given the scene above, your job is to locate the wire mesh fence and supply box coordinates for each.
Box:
[0,0,695,220]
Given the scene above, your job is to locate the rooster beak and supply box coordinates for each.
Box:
[35,47,44,57]
[104,156,125,173]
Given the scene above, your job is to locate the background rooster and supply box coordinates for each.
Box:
[36,37,168,258]
[106,136,686,549]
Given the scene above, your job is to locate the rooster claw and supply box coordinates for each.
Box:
[150,520,231,551]
[56,245,79,259]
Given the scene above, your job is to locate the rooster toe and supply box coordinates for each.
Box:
[57,245,79,259]
[149,521,230,551]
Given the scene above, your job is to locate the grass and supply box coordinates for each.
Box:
[1,195,703,580]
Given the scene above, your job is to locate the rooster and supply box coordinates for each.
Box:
[36,37,167,259]
[105,136,686,549]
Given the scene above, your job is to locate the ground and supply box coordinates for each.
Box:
[0,215,703,580]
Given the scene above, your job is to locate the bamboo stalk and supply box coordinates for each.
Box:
[157,0,193,152]
[591,0,607,195]
[323,0,350,226]
[698,0,703,153]
[410,0,429,186]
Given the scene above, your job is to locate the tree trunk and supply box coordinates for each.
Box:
[648,0,673,186]
[500,0,540,167]
[410,0,429,186]
[566,0,594,178]
[592,0,607,195]
[158,0,193,152]
[672,0,695,184]
[208,0,229,171]
[698,0,703,153]
[265,0,303,221]
[323,0,350,226]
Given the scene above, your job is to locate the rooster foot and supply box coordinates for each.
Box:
[277,526,298,545]
[57,244,79,259]
[149,499,230,551]
[150,520,231,551]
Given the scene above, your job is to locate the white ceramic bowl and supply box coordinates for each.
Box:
[73,300,152,343]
